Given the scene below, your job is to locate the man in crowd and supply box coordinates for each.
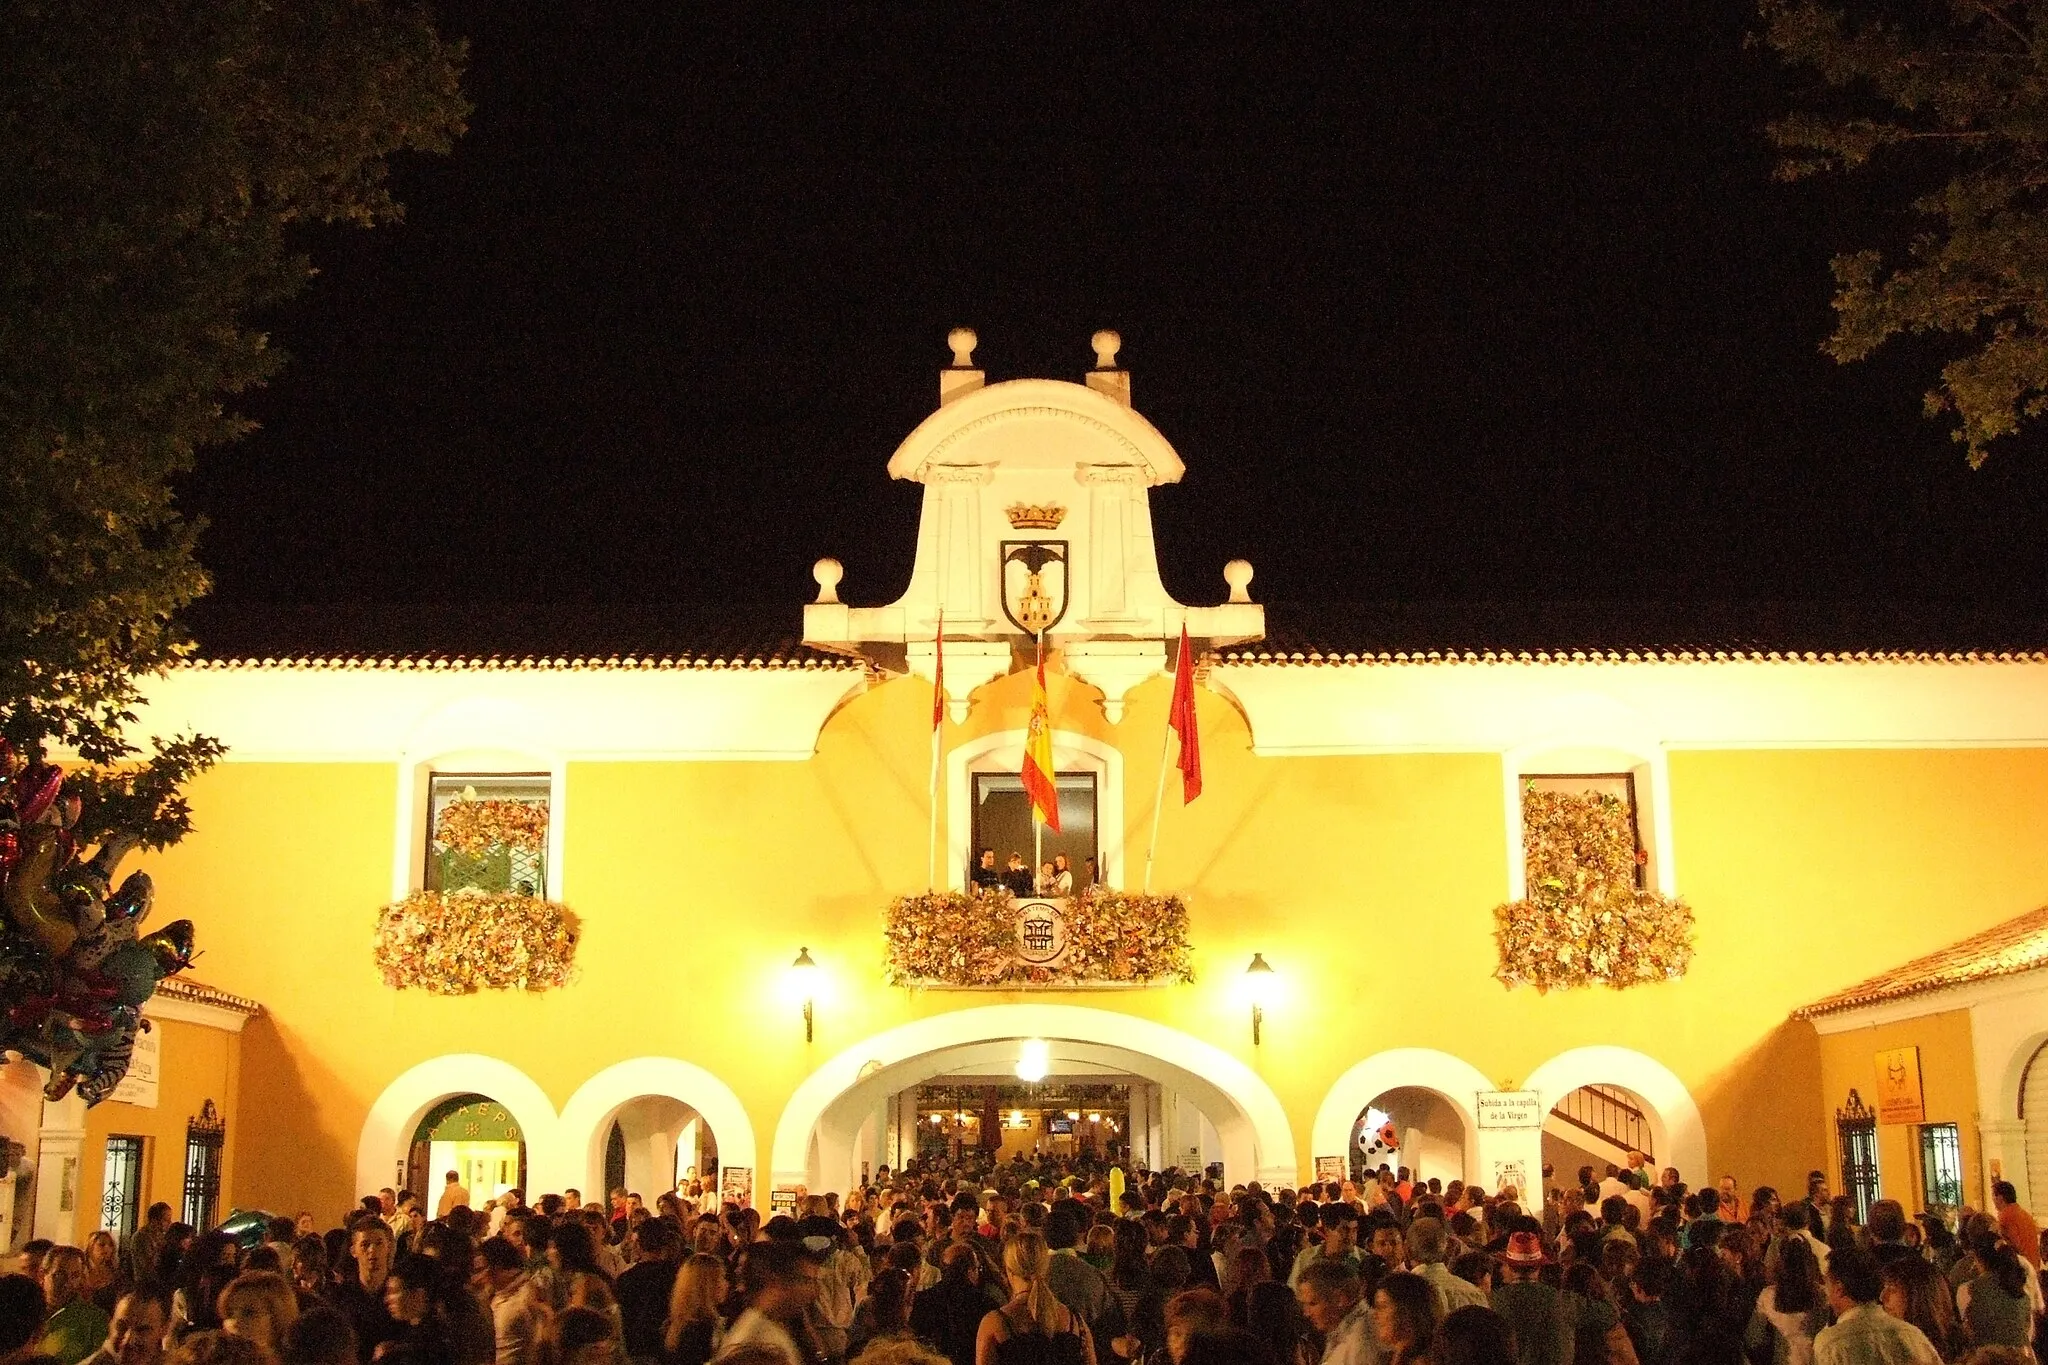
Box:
[330,1220,401,1362]
[1289,1202,1360,1286]
[1491,1230,1568,1365]
[124,1205,171,1287]
[1044,1204,1120,1345]
[1814,1247,1940,1364]
[437,1168,471,1217]
[1295,1259,1375,1365]
[1407,1218,1486,1316]
[926,1194,1002,1294]
[477,1236,542,1365]
[0,1274,46,1365]
[1992,1179,2041,1268]
[616,1216,682,1364]
[39,1246,108,1365]
[724,1239,822,1365]
[910,1244,988,1365]
[1865,1200,1915,1267]
[77,1286,166,1365]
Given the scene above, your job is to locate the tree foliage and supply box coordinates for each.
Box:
[0,0,467,817]
[1762,0,2048,465]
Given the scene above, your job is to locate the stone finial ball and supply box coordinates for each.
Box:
[1224,559,1254,603]
[1091,330,1122,369]
[812,557,845,603]
[947,328,978,367]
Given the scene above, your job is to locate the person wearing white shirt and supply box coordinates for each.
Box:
[1814,1249,1940,1365]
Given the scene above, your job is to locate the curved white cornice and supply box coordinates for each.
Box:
[886,379,1186,484]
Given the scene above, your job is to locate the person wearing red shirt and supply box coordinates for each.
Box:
[1993,1180,2041,1268]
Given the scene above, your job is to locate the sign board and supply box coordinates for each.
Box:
[1476,1090,1544,1130]
[110,1025,161,1109]
[1874,1046,1926,1125]
[1314,1155,1347,1185]
[770,1185,799,1216]
[719,1166,752,1209]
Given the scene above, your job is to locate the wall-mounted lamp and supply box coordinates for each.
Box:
[791,947,818,1042]
[1016,1038,1050,1083]
[1244,952,1276,1046]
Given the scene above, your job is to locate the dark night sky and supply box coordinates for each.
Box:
[183,2,2048,634]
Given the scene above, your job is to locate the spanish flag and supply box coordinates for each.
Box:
[1022,639,1061,831]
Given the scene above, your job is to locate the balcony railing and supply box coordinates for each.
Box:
[1550,1084,1653,1161]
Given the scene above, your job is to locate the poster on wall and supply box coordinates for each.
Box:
[1874,1046,1926,1125]
[720,1166,752,1209]
[770,1185,799,1216]
[1314,1155,1346,1185]
[110,1025,161,1108]
[1492,1159,1529,1199]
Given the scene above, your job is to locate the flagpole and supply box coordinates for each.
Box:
[1032,631,1044,887]
[929,612,943,891]
[1143,638,1178,894]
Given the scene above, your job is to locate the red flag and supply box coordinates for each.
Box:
[931,611,945,731]
[1169,625,1203,802]
[1022,639,1061,831]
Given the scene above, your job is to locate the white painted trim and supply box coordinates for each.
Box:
[355,1055,560,1201]
[1503,735,1677,901]
[1209,659,2048,757]
[392,751,568,903]
[1523,1046,1708,1183]
[552,1057,758,1198]
[1803,969,2048,1035]
[1309,1048,1494,1176]
[142,996,252,1034]
[771,1005,1296,1190]
[945,729,1125,891]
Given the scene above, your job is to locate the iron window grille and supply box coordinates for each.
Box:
[425,774,550,897]
[1918,1122,1964,1213]
[100,1136,144,1240]
[183,1100,225,1230]
[1837,1089,1880,1224]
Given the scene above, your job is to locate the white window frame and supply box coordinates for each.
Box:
[393,748,568,902]
[946,729,1124,892]
[1502,738,1676,900]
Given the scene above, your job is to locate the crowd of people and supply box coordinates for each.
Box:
[0,1148,2042,1365]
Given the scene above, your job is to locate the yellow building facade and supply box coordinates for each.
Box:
[20,335,2048,1239]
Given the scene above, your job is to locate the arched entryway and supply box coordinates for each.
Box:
[1311,1049,1490,1186]
[356,1054,557,1205]
[555,1057,758,1204]
[408,1094,528,1208]
[1525,1046,1707,1188]
[772,1005,1296,1193]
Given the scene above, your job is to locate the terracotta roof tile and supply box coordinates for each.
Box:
[1791,905,2048,1020]
[152,976,262,1016]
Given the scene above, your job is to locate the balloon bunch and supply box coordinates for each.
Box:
[0,742,195,1104]
[1359,1120,1400,1160]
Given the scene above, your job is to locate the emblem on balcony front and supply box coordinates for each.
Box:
[1001,541,1069,636]
[1015,898,1069,966]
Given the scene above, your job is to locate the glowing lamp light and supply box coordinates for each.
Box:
[789,947,819,1043]
[1066,1110,1081,1121]
[1016,1038,1050,1083]
[1242,952,1277,1046]
[1087,1112,1101,1124]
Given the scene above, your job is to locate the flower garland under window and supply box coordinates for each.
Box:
[1493,786,1693,992]
[374,888,578,994]
[885,887,1194,987]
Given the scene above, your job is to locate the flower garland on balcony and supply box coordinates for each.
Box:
[374,888,578,994]
[432,794,549,859]
[885,886,1194,987]
[1493,786,1693,992]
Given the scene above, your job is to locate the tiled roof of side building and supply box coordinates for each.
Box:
[1216,601,2048,665]
[179,601,866,671]
[1791,905,2048,1020]
[154,975,263,1016]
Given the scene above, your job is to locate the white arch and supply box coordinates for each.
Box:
[554,1057,759,1197]
[1310,1048,1493,1171]
[946,729,1126,889]
[1524,1046,1707,1183]
[772,1004,1296,1190]
[355,1054,560,1201]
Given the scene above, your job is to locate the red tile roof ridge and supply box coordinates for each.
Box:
[1791,904,2048,1020]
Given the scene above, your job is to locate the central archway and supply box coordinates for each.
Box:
[772,1004,1297,1192]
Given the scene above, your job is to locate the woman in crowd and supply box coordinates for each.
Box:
[975,1230,1095,1365]
[1367,1272,1435,1365]
[1954,1237,2035,1355]
[219,1269,300,1359]
[1239,1283,1300,1365]
[849,1267,914,1358]
[1880,1256,1963,1360]
[1560,1262,1633,1365]
[551,1304,625,1365]
[662,1252,730,1365]
[174,1231,243,1338]
[1744,1232,1827,1365]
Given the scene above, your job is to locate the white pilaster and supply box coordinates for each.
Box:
[33,1089,87,1243]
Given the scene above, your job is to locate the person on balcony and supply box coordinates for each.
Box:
[1002,856,1034,898]
[1050,856,1074,895]
[973,851,1003,891]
